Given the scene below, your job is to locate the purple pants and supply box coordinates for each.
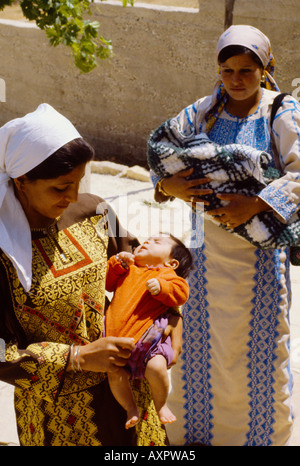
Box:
[126,313,173,379]
[104,313,173,380]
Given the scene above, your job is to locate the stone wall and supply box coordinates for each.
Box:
[0,0,299,167]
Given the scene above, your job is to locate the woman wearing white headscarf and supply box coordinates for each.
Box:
[148,25,300,445]
[0,103,171,446]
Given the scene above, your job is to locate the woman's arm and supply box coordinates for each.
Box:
[0,198,138,400]
[70,336,135,373]
[1,341,71,402]
[158,168,213,204]
[206,193,270,229]
[0,262,70,403]
[258,96,300,223]
[148,97,215,204]
[162,314,183,366]
[197,96,300,229]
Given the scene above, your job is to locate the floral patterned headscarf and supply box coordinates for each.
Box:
[205,25,280,132]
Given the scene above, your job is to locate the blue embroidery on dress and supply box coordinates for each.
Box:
[209,118,237,145]
[209,115,271,153]
[209,115,298,221]
[182,215,213,445]
[179,112,288,445]
[284,251,293,398]
[259,186,298,221]
[245,249,281,446]
[254,118,271,151]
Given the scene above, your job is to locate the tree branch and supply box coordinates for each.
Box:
[0,0,133,73]
[224,0,235,30]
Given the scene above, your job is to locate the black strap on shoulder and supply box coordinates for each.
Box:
[270,92,290,128]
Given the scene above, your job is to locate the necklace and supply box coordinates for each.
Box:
[30,218,59,236]
[31,218,70,263]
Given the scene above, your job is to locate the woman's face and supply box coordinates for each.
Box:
[220,53,264,103]
[15,163,86,226]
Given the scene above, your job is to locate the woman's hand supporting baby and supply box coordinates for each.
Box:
[67,336,135,373]
[208,193,269,228]
[160,168,213,204]
[160,169,269,229]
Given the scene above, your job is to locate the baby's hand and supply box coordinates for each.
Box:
[116,252,135,268]
[146,278,161,295]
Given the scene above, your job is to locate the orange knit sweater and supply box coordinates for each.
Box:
[105,255,189,343]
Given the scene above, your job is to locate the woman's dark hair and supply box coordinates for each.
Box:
[169,234,193,279]
[218,45,264,69]
[26,138,95,180]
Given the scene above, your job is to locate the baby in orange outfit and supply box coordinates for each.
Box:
[105,234,192,429]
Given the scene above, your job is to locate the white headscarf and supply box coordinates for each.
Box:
[0,103,81,291]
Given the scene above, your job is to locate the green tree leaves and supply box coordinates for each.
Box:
[0,0,132,72]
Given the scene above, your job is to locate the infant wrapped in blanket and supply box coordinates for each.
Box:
[148,118,300,250]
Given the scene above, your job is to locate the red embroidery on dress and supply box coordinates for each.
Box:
[67,415,76,426]
[34,229,92,278]
[17,304,86,345]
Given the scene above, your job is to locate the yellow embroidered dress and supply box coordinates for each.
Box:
[0,194,167,446]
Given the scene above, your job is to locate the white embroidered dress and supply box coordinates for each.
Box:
[155,89,300,446]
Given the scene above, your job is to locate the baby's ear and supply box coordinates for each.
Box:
[165,258,179,270]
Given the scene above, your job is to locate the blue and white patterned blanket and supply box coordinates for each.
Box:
[148,119,300,249]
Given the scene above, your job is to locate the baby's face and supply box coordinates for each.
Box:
[134,236,175,268]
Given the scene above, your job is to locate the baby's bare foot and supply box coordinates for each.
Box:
[125,411,139,429]
[158,405,176,424]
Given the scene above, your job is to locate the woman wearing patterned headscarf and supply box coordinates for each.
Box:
[148,25,300,445]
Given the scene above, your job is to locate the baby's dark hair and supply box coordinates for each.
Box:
[169,234,193,279]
